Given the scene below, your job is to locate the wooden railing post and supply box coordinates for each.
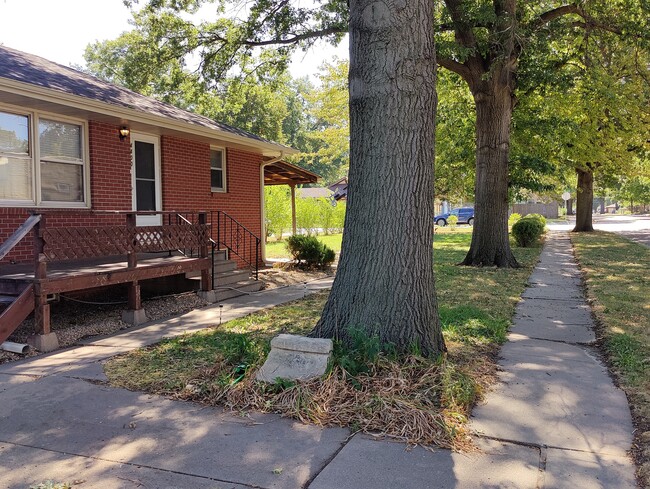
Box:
[33,214,50,336]
[122,212,145,324]
[199,212,212,292]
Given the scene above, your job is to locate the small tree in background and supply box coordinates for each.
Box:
[264,186,291,240]
[296,197,324,235]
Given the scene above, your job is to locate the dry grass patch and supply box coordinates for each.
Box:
[106,230,541,449]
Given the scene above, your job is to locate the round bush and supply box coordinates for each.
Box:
[523,213,547,227]
[285,235,336,268]
[512,218,545,247]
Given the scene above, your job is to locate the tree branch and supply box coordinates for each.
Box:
[202,26,347,48]
[437,57,472,82]
[532,4,580,29]
[531,3,637,38]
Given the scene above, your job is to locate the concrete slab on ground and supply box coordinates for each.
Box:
[308,436,540,489]
[80,278,333,350]
[0,375,348,489]
[471,335,633,457]
[0,372,39,394]
[0,443,256,489]
[542,448,636,489]
[526,270,582,287]
[0,346,129,377]
[510,315,595,344]
[521,284,585,301]
[514,300,593,326]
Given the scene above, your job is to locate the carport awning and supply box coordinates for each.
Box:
[264,161,319,186]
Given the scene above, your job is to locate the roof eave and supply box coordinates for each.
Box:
[0,77,299,156]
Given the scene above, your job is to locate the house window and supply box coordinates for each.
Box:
[210,148,226,192]
[0,111,32,202]
[0,108,87,207]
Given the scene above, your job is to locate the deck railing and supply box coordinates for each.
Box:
[40,212,210,262]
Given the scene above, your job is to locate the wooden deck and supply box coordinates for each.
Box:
[0,254,209,294]
[0,211,214,347]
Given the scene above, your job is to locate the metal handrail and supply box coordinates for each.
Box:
[213,210,260,280]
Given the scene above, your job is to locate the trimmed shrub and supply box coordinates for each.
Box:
[523,213,547,227]
[512,217,545,247]
[508,212,521,227]
[447,214,459,229]
[285,235,336,268]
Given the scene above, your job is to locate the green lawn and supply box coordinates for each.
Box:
[571,231,650,484]
[106,228,542,448]
[265,234,343,259]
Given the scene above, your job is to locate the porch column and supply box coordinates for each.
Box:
[198,212,212,292]
[290,184,297,235]
[122,212,147,325]
[29,215,59,352]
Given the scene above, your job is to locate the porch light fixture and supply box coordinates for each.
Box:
[119,126,130,141]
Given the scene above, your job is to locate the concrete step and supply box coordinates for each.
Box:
[215,269,253,286]
[213,260,237,274]
[213,279,264,302]
[185,259,237,279]
[187,269,253,286]
[213,249,228,261]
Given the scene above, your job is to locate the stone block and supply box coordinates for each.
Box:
[27,333,59,352]
[256,334,332,382]
[121,308,147,325]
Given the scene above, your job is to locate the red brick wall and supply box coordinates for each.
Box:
[160,136,263,267]
[0,121,132,264]
[1,129,264,267]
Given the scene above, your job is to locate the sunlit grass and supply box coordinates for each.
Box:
[571,231,650,486]
[106,229,542,448]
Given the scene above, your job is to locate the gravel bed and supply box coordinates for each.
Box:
[0,292,208,365]
[0,266,333,365]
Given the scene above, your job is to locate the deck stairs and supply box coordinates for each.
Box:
[0,282,34,344]
[186,249,263,301]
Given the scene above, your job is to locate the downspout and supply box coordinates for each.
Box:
[260,152,284,263]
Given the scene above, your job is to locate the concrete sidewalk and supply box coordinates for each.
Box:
[0,234,637,488]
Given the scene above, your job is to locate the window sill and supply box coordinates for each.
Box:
[0,201,90,209]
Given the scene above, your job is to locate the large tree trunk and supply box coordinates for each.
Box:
[461,85,519,268]
[573,168,594,232]
[311,0,445,355]
[567,198,574,215]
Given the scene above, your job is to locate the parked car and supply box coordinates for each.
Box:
[435,207,475,226]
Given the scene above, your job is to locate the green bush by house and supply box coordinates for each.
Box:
[285,235,336,267]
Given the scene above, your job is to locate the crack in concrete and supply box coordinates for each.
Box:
[303,431,356,488]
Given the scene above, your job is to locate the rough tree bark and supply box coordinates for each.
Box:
[311,0,445,355]
[460,84,519,268]
[573,167,595,232]
[441,0,520,268]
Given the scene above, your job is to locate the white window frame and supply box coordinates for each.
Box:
[0,103,90,208]
[210,146,227,193]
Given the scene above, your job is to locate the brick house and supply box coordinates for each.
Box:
[0,46,317,350]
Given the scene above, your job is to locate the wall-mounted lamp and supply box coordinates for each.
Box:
[119,126,130,141]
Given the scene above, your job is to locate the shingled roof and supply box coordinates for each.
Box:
[0,45,293,152]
